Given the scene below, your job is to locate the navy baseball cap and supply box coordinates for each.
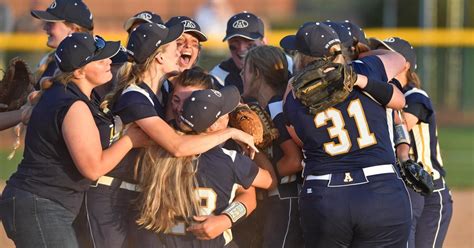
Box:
[323,21,353,48]
[223,11,264,41]
[123,11,164,32]
[31,0,93,30]
[340,20,368,46]
[180,86,240,133]
[55,33,120,72]
[166,16,208,42]
[369,37,417,70]
[280,22,341,57]
[126,22,184,64]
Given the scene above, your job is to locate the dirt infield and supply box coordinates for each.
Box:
[0,181,472,247]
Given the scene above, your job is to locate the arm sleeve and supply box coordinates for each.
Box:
[404,93,434,123]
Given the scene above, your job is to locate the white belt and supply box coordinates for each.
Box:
[306,164,395,181]
[92,175,141,192]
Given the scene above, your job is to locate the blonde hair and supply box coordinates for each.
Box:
[101,43,170,110]
[293,46,345,73]
[407,70,422,89]
[135,143,200,233]
[244,45,288,94]
[52,71,75,85]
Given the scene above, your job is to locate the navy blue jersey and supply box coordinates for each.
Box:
[265,96,300,198]
[210,58,243,93]
[284,58,396,176]
[107,82,165,182]
[163,146,259,247]
[6,81,113,214]
[352,56,387,82]
[403,85,446,190]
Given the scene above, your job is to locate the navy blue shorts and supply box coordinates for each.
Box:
[299,166,412,248]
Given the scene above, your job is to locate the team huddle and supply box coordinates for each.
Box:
[0,0,453,248]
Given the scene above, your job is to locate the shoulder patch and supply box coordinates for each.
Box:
[221,148,237,162]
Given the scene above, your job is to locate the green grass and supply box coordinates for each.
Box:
[0,127,472,188]
[438,127,474,189]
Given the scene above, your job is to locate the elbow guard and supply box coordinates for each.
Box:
[363,77,394,106]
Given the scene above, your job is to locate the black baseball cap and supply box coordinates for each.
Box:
[123,11,164,32]
[323,21,353,48]
[31,0,93,30]
[180,86,240,133]
[126,22,184,64]
[223,11,264,41]
[369,37,417,71]
[166,16,208,42]
[55,33,120,72]
[280,22,341,57]
[340,20,368,46]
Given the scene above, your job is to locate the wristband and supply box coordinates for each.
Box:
[222,201,247,226]
[363,77,394,106]
[389,78,403,92]
[394,123,410,147]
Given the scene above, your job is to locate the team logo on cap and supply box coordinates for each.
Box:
[137,13,152,20]
[211,89,222,97]
[182,20,196,29]
[157,24,167,29]
[49,1,57,9]
[384,37,396,43]
[232,20,249,29]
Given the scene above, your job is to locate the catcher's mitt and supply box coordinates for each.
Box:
[292,58,357,115]
[229,104,264,146]
[398,159,434,196]
[248,103,279,149]
[0,57,35,112]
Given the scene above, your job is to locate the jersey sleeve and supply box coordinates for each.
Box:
[404,92,434,123]
[112,91,158,125]
[273,112,291,145]
[352,55,388,82]
[283,92,299,127]
[227,150,259,189]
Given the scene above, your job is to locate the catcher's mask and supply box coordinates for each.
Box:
[55,33,121,72]
[180,86,240,133]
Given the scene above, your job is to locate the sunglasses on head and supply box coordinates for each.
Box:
[93,35,106,54]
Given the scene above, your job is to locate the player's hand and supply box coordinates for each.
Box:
[186,215,232,240]
[230,128,259,159]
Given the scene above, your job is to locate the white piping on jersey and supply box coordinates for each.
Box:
[209,65,228,87]
[412,123,442,180]
[285,54,294,74]
[386,108,395,154]
[268,100,283,120]
[404,87,429,98]
[221,148,237,162]
[281,198,292,248]
[163,79,171,93]
[432,191,443,248]
[121,84,155,106]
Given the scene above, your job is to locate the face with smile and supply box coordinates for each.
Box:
[82,58,113,86]
[176,33,200,71]
[171,84,206,125]
[227,36,263,70]
[158,41,181,73]
[43,21,74,48]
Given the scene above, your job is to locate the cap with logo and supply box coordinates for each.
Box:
[126,22,184,64]
[123,11,164,32]
[31,0,93,30]
[166,16,207,42]
[369,37,417,71]
[223,11,264,41]
[55,33,120,72]
[280,22,341,58]
[340,20,368,46]
[180,86,240,133]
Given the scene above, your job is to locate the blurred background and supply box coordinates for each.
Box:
[0,0,473,247]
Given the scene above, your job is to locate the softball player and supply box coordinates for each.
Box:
[0,33,149,248]
[281,22,411,247]
[86,23,257,248]
[371,37,453,248]
[128,84,273,248]
[30,0,94,90]
[241,45,304,248]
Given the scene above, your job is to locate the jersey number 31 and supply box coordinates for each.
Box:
[314,99,377,156]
